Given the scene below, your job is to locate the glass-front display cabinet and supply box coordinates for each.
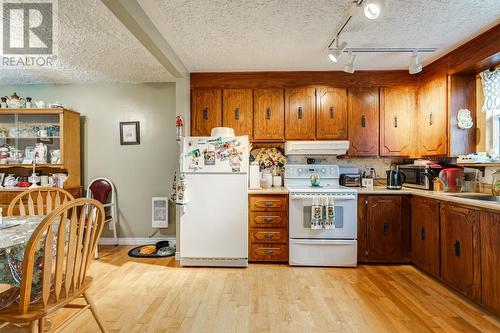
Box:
[0,108,81,198]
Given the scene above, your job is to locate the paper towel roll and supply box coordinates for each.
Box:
[249,162,261,189]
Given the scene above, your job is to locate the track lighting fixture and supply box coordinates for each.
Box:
[328,38,347,63]
[363,0,383,20]
[409,51,422,74]
[343,52,357,74]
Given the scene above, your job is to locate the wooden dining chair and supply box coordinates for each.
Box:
[7,187,74,217]
[0,198,107,333]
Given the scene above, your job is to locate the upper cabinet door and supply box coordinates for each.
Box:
[253,89,285,141]
[316,87,348,140]
[284,88,316,140]
[418,76,448,156]
[223,89,253,138]
[191,88,222,136]
[380,87,418,157]
[348,87,380,156]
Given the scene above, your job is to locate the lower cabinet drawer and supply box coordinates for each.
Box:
[249,228,287,243]
[250,244,288,261]
[249,212,287,228]
[249,196,287,211]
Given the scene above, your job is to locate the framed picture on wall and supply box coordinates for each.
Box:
[120,121,140,145]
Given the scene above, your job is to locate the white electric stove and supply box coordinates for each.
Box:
[285,164,358,267]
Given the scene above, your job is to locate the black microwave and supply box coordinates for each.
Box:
[396,164,440,190]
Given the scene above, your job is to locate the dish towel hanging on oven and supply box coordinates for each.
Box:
[323,196,335,229]
[310,196,335,229]
[311,197,322,229]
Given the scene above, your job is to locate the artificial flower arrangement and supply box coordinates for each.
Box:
[254,147,286,175]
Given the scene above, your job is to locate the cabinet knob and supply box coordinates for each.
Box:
[394,116,398,128]
[266,107,272,120]
[235,107,240,120]
[383,221,389,236]
[454,240,461,257]
[263,217,273,222]
[429,112,433,126]
[329,106,334,119]
[361,115,366,128]
[202,108,209,120]
[264,233,274,239]
[264,201,273,206]
[419,226,426,240]
[298,106,303,119]
[266,250,274,255]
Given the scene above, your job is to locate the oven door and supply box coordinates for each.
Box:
[289,194,357,239]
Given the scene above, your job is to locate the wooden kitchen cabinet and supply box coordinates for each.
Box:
[440,203,481,302]
[316,87,348,140]
[248,194,288,262]
[253,89,285,141]
[358,195,410,263]
[191,88,222,136]
[380,87,418,157]
[348,87,380,156]
[223,89,253,138]
[411,197,440,277]
[480,212,500,316]
[285,88,316,140]
[418,76,448,156]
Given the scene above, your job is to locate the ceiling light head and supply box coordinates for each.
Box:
[328,39,348,63]
[364,0,383,20]
[343,52,357,74]
[409,51,422,74]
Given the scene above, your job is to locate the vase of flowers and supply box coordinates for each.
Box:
[254,148,286,186]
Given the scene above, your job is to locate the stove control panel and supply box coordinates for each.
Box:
[285,165,339,179]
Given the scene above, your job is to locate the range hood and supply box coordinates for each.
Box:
[285,141,350,156]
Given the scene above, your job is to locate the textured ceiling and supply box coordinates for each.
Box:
[141,0,500,72]
[0,0,173,84]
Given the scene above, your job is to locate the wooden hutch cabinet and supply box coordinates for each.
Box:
[0,108,82,214]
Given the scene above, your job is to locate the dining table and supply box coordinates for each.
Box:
[0,215,58,310]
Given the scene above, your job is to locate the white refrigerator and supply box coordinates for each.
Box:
[179,136,249,267]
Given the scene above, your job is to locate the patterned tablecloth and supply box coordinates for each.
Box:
[0,216,46,286]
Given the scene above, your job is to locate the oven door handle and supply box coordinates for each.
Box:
[290,194,357,200]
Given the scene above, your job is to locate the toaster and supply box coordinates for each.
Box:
[340,174,361,187]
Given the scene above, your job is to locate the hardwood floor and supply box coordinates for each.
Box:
[2,246,498,332]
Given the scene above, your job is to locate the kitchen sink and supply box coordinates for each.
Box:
[451,194,500,202]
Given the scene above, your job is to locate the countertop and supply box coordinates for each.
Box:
[248,186,289,194]
[358,186,500,212]
[248,185,500,212]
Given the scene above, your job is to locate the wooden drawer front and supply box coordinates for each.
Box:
[250,196,287,211]
[250,244,288,261]
[249,212,287,228]
[250,228,287,243]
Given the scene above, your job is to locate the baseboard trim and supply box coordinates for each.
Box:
[99,237,176,246]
